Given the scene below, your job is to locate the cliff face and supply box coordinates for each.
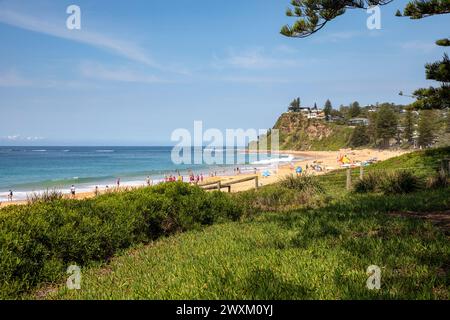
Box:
[270,112,354,151]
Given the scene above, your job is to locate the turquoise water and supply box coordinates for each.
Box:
[0,146,291,199]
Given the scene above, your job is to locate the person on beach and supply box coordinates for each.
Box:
[94,186,99,196]
[116,178,121,188]
[8,190,13,201]
[146,176,152,186]
[200,174,204,183]
[296,166,303,177]
[70,185,76,198]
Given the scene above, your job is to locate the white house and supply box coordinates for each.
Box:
[348,118,369,126]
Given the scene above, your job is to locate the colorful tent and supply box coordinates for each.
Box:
[338,155,351,164]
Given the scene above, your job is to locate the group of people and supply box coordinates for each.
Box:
[164,174,183,182]
[161,173,205,185]
[188,173,204,184]
[289,163,324,175]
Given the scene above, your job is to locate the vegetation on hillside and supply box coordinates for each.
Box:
[254,112,354,151]
[254,100,450,151]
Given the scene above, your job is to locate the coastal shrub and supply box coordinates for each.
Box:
[236,184,317,212]
[353,172,380,193]
[279,174,324,194]
[426,169,449,189]
[0,182,243,299]
[27,189,64,204]
[379,170,422,195]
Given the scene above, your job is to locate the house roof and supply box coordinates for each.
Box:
[348,118,369,121]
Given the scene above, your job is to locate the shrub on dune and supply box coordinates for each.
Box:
[0,182,243,299]
[353,172,380,193]
[379,170,422,195]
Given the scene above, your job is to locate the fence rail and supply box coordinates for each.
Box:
[200,175,259,193]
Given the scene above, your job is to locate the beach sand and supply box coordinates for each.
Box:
[0,148,409,208]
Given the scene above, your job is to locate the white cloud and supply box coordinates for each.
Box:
[0,70,33,87]
[212,48,303,70]
[0,69,88,88]
[217,76,290,84]
[0,135,44,141]
[399,41,438,53]
[274,45,299,55]
[314,31,362,43]
[0,8,159,68]
[79,62,170,84]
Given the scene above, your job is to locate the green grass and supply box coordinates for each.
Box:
[277,124,354,152]
[370,147,450,176]
[40,187,449,300]
[317,146,450,196]
[309,124,354,151]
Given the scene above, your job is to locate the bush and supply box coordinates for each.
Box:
[353,172,380,193]
[353,170,423,195]
[27,189,64,204]
[379,170,422,195]
[235,177,322,212]
[426,169,449,189]
[349,125,370,148]
[279,174,324,194]
[0,182,243,299]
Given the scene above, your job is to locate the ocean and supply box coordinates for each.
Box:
[0,147,295,200]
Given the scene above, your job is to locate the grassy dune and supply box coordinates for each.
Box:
[34,148,450,300]
[41,188,449,300]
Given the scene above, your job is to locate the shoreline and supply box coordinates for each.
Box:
[0,148,409,208]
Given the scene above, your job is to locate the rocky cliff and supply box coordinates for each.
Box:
[254,112,354,151]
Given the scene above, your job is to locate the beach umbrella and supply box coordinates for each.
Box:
[262,170,271,177]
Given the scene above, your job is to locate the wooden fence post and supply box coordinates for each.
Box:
[255,176,259,189]
[217,181,221,191]
[360,165,364,180]
[346,169,352,191]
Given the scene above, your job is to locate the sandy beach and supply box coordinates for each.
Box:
[0,148,409,208]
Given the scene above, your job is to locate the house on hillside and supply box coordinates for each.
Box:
[348,118,369,126]
[308,106,326,119]
[287,104,326,120]
[329,115,345,123]
[367,105,378,113]
[296,106,326,119]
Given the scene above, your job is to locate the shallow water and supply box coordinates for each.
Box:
[0,146,295,200]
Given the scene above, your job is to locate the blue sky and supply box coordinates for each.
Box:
[0,0,448,145]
